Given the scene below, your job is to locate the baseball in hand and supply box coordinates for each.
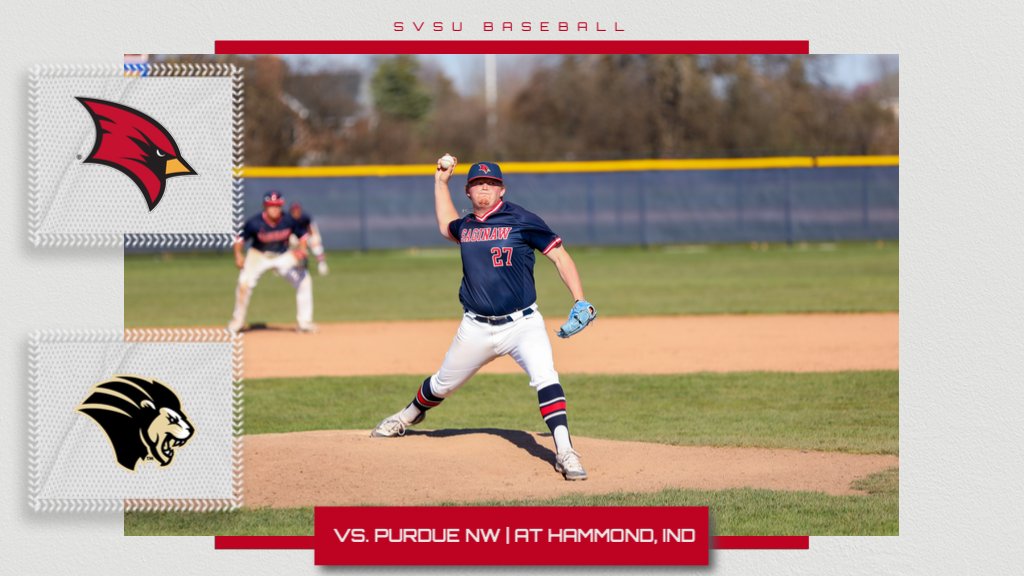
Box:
[439,154,455,170]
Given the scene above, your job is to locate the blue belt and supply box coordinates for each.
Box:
[466,304,537,326]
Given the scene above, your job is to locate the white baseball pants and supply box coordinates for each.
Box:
[229,248,313,330]
[429,306,559,397]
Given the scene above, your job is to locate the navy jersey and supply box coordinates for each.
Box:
[448,200,563,316]
[292,213,312,233]
[238,212,308,254]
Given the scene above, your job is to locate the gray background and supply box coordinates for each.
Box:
[2,0,1020,574]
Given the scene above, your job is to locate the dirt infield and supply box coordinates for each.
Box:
[239,312,897,504]
[242,312,897,378]
[244,430,898,507]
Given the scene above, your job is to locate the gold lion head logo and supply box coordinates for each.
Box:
[77,375,195,471]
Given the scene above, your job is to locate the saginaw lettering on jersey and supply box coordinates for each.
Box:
[460,226,512,243]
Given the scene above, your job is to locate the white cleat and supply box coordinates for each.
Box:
[370,412,425,438]
[555,449,588,481]
[227,321,244,333]
[297,322,319,333]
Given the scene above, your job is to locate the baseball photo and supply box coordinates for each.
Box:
[121,52,899,538]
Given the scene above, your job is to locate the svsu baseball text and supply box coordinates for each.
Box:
[392,21,626,33]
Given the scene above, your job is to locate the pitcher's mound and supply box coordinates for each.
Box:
[244,430,897,508]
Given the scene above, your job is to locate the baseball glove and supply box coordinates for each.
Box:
[557,300,597,338]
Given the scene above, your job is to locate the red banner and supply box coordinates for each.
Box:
[311,506,708,565]
[215,40,809,55]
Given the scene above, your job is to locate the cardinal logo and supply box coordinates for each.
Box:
[477,163,491,174]
[77,375,196,471]
[76,98,196,211]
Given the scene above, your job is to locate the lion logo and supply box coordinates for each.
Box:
[77,375,195,471]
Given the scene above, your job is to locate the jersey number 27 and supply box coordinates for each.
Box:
[490,247,513,267]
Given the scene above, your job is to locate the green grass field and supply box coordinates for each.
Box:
[245,371,898,454]
[124,241,898,537]
[125,242,897,326]
[125,371,898,536]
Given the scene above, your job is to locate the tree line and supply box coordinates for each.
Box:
[162,54,897,165]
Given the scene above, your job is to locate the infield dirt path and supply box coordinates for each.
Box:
[239,313,897,504]
[244,430,899,507]
[242,312,898,378]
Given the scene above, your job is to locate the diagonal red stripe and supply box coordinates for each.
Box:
[540,400,567,416]
[417,389,440,407]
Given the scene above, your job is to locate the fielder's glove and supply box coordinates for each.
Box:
[557,300,596,338]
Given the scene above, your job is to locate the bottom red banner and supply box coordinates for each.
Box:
[311,506,708,565]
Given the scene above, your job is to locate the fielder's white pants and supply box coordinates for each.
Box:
[289,227,325,259]
[229,248,313,330]
[430,307,559,397]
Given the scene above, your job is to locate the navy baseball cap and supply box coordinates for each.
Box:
[263,191,285,206]
[467,162,503,184]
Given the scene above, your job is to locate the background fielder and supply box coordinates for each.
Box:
[288,202,329,276]
[371,156,596,481]
[229,191,318,333]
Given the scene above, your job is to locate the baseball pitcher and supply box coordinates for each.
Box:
[370,156,597,481]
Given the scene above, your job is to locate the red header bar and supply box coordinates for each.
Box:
[312,506,709,565]
[215,40,809,55]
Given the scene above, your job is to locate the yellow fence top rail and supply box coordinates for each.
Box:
[242,155,898,178]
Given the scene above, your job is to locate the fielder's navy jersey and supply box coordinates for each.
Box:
[448,200,563,316]
[238,213,309,253]
[292,213,312,232]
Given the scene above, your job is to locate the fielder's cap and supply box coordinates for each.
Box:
[263,191,285,206]
[290,201,303,211]
[467,162,503,184]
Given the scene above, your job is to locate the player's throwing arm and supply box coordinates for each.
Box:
[369,155,595,481]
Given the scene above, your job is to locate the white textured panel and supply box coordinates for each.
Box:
[1,1,1022,575]
[28,330,243,512]
[28,64,243,247]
